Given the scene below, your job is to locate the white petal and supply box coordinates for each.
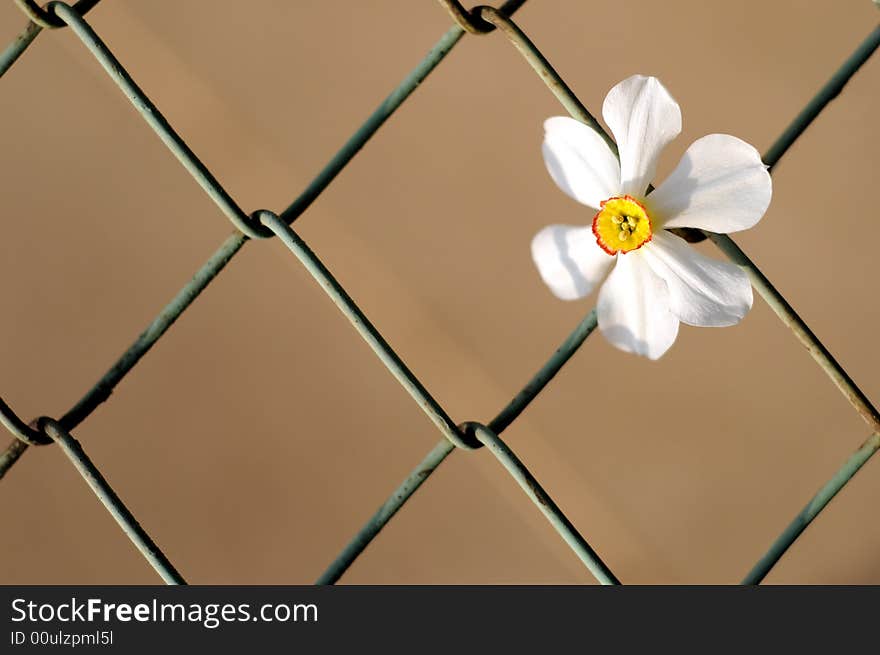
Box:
[597,252,679,360]
[650,134,772,233]
[531,225,614,300]
[602,75,681,197]
[542,116,621,209]
[642,231,753,327]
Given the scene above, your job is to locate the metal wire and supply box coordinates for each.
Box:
[742,433,880,585]
[0,0,528,479]
[259,210,479,452]
[466,422,620,585]
[50,2,270,240]
[316,438,455,585]
[315,8,880,584]
[0,19,40,77]
[2,0,104,78]
[762,25,880,173]
[0,438,28,474]
[438,0,497,33]
[0,396,50,445]
[0,232,248,479]
[40,418,185,585]
[482,5,880,437]
[0,0,531,582]
[456,8,880,582]
[0,0,877,587]
[277,0,528,224]
[707,233,880,433]
[479,6,879,423]
[262,212,610,580]
[13,0,99,29]
[318,309,598,583]
[462,7,880,583]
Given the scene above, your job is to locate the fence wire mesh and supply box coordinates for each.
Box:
[1,0,878,585]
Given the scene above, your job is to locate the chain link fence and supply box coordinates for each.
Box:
[1,0,879,584]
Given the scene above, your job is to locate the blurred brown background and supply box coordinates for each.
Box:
[1,0,878,584]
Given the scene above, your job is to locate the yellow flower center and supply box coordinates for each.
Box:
[592,195,653,255]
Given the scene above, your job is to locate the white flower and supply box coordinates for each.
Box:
[532,75,772,359]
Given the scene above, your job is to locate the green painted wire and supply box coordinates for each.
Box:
[763,25,880,172]
[0,439,28,475]
[468,422,619,585]
[0,396,50,446]
[0,233,247,480]
[1,0,106,78]
[270,206,606,583]
[318,11,880,586]
[279,25,463,224]
[480,8,880,582]
[740,449,880,581]
[482,7,880,434]
[718,27,880,581]
[0,20,41,78]
[0,2,524,587]
[279,0,528,223]
[708,233,880,432]
[742,433,880,584]
[317,309,599,584]
[477,6,616,155]
[0,0,874,588]
[304,303,612,584]
[49,2,265,239]
[0,0,569,586]
[14,0,100,29]
[0,1,495,477]
[316,438,455,585]
[259,211,477,451]
[41,419,186,585]
[59,233,247,431]
[489,309,598,434]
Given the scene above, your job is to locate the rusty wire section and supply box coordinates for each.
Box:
[0,0,878,585]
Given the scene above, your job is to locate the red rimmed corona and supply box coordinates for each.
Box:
[592,195,653,255]
[531,75,772,359]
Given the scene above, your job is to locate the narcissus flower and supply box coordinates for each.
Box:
[532,75,772,359]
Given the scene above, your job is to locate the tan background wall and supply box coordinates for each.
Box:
[1,1,878,584]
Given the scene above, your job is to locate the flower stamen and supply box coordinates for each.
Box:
[592,195,653,255]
